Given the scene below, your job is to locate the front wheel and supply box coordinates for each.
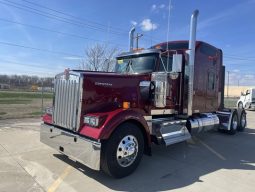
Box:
[101,123,144,178]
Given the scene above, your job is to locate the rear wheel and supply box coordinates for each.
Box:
[238,110,246,131]
[101,123,144,178]
[238,102,243,109]
[228,110,238,135]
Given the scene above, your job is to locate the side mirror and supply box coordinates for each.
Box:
[172,54,182,73]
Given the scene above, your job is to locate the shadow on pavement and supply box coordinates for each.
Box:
[54,127,255,192]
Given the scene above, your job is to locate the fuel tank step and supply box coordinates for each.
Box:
[152,119,191,146]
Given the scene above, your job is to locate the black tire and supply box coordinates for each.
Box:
[237,110,246,131]
[238,102,243,109]
[228,110,238,135]
[101,123,144,178]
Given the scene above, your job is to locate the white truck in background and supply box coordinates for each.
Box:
[237,88,255,110]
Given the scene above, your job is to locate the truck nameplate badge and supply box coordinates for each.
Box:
[95,82,112,87]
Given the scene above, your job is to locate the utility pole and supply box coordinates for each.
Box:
[134,33,143,49]
[41,78,44,115]
[227,71,230,98]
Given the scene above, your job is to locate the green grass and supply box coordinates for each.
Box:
[224,97,238,108]
[0,91,53,99]
[0,90,52,119]
[0,99,32,104]
[26,111,43,116]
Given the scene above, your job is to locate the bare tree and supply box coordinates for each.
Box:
[80,43,120,72]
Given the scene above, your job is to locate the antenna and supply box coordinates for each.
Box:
[135,33,143,49]
[166,0,172,71]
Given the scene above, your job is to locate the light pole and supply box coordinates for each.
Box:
[227,71,230,98]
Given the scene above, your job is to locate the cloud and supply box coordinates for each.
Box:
[233,69,240,73]
[198,1,255,30]
[2,5,33,44]
[159,4,166,9]
[140,19,158,31]
[63,56,82,60]
[151,4,169,12]
[151,4,157,11]
[130,20,137,26]
[244,74,254,79]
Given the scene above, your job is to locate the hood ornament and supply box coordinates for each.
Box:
[64,68,70,80]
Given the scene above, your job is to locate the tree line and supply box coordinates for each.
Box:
[0,74,54,89]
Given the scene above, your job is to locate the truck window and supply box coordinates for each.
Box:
[159,56,173,72]
[115,54,157,73]
[200,44,217,56]
[208,72,215,90]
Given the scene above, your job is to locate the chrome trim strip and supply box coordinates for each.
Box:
[151,109,175,115]
[76,75,83,131]
[143,116,152,121]
[40,124,101,171]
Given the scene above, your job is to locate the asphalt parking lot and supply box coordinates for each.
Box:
[0,111,255,192]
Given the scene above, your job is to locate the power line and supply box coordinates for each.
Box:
[224,55,255,61]
[0,18,126,48]
[0,59,62,70]
[1,0,164,45]
[20,0,167,44]
[20,0,127,34]
[0,0,126,36]
[0,41,83,57]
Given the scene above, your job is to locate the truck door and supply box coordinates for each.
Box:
[244,89,251,106]
[158,54,180,110]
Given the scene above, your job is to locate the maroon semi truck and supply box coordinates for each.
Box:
[40,10,247,178]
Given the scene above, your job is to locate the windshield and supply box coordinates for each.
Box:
[115,54,157,74]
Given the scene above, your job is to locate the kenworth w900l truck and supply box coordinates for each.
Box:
[40,10,247,178]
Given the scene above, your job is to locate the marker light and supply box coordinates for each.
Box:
[123,102,130,109]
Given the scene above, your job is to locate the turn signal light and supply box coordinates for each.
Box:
[123,102,130,109]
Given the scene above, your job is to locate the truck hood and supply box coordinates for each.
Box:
[80,71,151,114]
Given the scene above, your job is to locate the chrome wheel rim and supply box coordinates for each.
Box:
[241,114,246,128]
[116,135,138,167]
[232,115,238,130]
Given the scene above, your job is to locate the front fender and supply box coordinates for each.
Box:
[79,109,151,143]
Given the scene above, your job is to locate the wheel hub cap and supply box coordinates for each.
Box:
[233,116,238,130]
[116,135,138,167]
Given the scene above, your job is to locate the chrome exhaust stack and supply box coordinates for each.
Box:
[129,27,135,51]
[188,10,199,116]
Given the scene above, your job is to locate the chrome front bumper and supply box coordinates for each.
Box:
[40,123,101,170]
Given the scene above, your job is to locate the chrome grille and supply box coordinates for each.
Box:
[53,73,82,131]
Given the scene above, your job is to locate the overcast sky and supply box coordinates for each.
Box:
[0,0,254,85]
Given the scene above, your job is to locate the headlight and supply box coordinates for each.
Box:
[84,116,99,127]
